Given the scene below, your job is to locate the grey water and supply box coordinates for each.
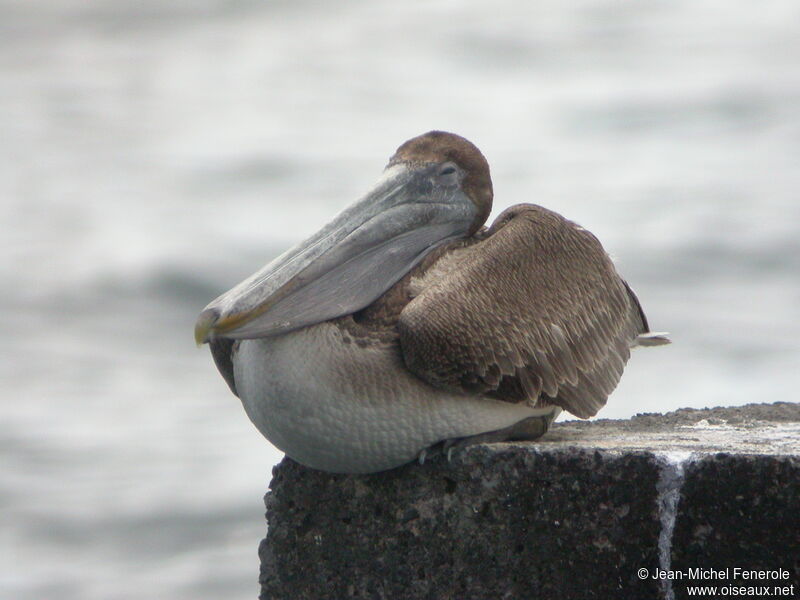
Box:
[2,1,799,598]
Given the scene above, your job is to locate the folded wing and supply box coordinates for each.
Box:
[398,204,650,418]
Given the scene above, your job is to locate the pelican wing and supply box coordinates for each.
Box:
[210,338,238,397]
[398,204,650,418]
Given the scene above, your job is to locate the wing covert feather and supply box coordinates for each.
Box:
[398,204,648,418]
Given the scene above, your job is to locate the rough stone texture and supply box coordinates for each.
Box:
[261,448,663,600]
[542,401,800,456]
[259,402,800,600]
[670,454,800,600]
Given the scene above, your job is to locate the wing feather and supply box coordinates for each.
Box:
[398,203,650,418]
[210,338,238,397]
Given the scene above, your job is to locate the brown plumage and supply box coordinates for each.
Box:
[396,204,647,418]
[343,131,659,419]
[389,131,493,235]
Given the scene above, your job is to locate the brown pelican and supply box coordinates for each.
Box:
[195,131,669,473]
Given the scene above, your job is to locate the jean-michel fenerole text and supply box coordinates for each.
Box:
[651,567,791,581]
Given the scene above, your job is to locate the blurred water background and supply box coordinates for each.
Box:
[2,0,798,598]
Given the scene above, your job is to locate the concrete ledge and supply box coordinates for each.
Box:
[258,402,800,600]
[671,454,800,600]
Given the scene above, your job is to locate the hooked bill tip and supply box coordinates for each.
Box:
[194,307,220,346]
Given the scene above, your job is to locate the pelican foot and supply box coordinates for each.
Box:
[418,406,562,465]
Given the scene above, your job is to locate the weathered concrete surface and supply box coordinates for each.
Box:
[259,402,800,600]
[545,401,800,456]
[261,449,663,599]
[671,454,800,600]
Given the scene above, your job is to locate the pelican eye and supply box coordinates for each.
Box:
[436,162,460,187]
